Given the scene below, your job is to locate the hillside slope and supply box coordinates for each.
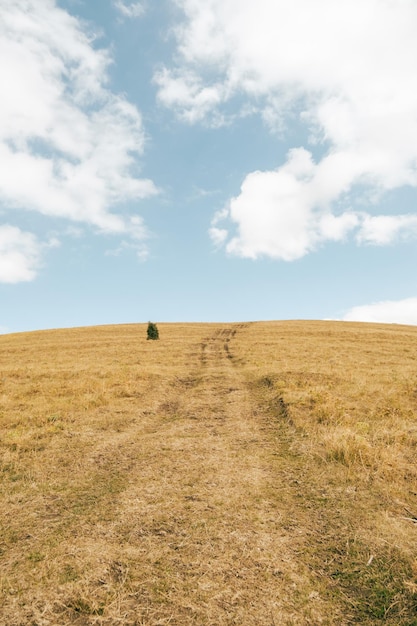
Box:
[1,321,417,624]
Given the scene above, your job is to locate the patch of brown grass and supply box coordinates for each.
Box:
[240,321,417,623]
[1,321,417,624]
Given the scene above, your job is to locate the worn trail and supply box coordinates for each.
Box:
[1,324,339,625]
[85,325,338,625]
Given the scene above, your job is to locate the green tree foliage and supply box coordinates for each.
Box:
[147,321,159,340]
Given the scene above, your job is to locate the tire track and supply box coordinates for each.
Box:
[16,324,340,625]
[108,324,335,625]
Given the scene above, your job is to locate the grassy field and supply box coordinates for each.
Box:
[1,320,417,625]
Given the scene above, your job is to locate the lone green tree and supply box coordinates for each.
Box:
[147,321,159,340]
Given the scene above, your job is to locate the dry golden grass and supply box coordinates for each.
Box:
[1,320,417,624]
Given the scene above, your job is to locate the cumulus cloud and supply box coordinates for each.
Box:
[114,1,145,19]
[343,298,417,326]
[159,0,417,260]
[356,214,417,245]
[214,148,360,260]
[0,225,44,283]
[0,0,156,281]
[210,149,417,260]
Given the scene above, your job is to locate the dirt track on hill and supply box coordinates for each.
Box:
[59,324,339,625]
[4,322,416,624]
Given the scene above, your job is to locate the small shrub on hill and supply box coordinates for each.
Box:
[147,322,159,340]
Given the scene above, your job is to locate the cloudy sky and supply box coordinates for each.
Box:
[1,0,417,333]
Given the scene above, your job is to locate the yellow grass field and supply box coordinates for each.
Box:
[1,320,417,625]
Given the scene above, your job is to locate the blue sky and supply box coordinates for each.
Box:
[1,0,417,333]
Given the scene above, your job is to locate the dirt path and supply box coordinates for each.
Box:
[77,325,339,625]
[1,325,343,625]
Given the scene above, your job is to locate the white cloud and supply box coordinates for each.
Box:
[356,214,417,245]
[209,208,229,247]
[0,225,44,283]
[228,148,361,260]
[343,298,417,326]
[154,69,227,125]
[0,0,156,282]
[114,1,145,19]
[158,0,417,260]
[211,149,417,260]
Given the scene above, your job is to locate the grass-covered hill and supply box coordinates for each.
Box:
[1,321,417,625]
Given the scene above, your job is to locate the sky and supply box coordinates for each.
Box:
[1,0,417,333]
